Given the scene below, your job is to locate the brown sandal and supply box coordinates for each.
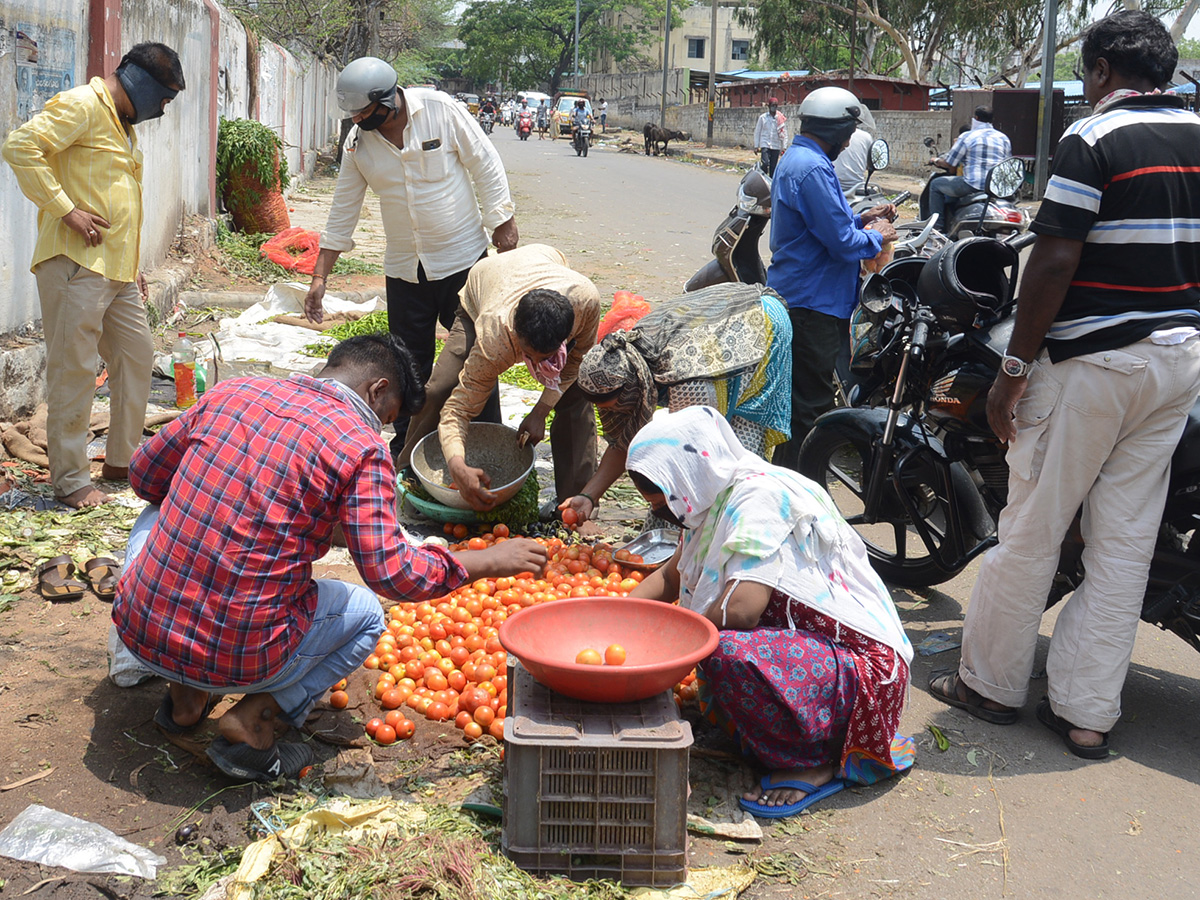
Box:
[35,556,85,602]
[83,557,120,600]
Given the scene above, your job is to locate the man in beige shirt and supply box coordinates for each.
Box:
[397,244,599,511]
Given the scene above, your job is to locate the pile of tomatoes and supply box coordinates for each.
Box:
[350,526,655,746]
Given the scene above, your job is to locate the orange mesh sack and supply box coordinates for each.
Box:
[598,290,652,339]
[260,227,321,273]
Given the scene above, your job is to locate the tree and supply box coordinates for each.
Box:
[458,0,674,94]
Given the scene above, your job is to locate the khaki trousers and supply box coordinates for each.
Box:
[960,337,1200,733]
[398,307,597,502]
[34,255,153,497]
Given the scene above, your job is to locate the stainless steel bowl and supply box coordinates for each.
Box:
[410,422,535,510]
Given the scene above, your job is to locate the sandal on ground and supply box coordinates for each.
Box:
[739,776,846,819]
[154,690,217,735]
[928,669,1019,725]
[1035,697,1110,760]
[83,556,120,600]
[207,736,314,783]
[35,556,86,601]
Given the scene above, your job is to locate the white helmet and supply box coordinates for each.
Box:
[798,86,876,131]
[336,57,398,114]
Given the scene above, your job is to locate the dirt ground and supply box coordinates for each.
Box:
[1,135,1194,900]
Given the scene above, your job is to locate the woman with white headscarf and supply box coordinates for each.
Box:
[627,406,915,818]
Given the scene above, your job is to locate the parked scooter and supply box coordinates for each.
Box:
[479,110,495,135]
[920,138,1029,239]
[796,220,1200,653]
[516,110,533,141]
[573,121,592,157]
[845,139,902,216]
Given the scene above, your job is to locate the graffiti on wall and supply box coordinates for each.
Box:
[5,22,77,121]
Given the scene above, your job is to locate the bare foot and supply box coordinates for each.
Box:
[58,484,110,508]
[218,693,284,750]
[743,762,837,808]
[168,684,212,729]
[100,464,129,481]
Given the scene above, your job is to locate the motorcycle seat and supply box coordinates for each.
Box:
[957,192,988,206]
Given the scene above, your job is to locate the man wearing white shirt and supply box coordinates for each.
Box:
[305,57,518,454]
[753,97,787,177]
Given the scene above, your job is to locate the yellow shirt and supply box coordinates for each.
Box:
[438,244,601,462]
[2,77,144,282]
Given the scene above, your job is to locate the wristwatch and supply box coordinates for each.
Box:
[1001,354,1032,378]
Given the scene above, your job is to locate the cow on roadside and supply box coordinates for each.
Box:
[643,123,690,156]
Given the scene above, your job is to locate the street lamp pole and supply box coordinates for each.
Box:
[706,0,716,147]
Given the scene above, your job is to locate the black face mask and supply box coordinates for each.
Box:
[651,504,687,530]
[356,105,392,132]
[116,62,178,124]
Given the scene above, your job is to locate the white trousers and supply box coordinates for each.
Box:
[34,255,153,497]
[960,337,1200,733]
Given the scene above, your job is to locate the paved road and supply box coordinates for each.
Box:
[491,135,1200,899]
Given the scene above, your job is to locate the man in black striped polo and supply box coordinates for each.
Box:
[930,10,1200,760]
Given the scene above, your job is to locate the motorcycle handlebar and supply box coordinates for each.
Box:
[1007,231,1037,251]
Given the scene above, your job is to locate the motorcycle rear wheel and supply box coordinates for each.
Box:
[799,423,965,587]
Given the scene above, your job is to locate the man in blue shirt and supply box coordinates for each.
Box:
[927,106,1012,225]
[767,87,896,466]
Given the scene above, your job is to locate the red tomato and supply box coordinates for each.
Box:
[374,723,397,744]
[329,690,350,709]
[395,718,416,739]
[365,717,384,737]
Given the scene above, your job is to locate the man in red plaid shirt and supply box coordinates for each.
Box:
[112,334,546,782]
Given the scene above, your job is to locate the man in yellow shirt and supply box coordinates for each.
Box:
[396,244,599,511]
[2,43,185,508]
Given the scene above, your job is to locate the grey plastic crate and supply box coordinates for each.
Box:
[501,663,692,887]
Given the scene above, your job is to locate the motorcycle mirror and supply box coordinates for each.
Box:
[869,139,890,174]
[987,157,1026,200]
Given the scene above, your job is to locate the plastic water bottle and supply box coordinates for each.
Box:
[173,332,197,409]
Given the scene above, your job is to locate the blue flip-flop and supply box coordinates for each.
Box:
[738,776,847,819]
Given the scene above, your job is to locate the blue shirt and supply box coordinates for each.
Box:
[766,136,883,319]
[943,125,1012,190]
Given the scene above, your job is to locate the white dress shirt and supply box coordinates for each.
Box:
[754,111,787,150]
[320,89,515,282]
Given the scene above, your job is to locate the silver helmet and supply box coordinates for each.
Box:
[798,86,876,131]
[336,57,399,115]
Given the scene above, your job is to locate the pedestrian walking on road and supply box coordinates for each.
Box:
[929,10,1200,760]
[304,57,518,456]
[2,42,186,509]
[753,97,787,177]
[598,98,608,133]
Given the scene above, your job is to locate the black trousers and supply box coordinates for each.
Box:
[385,258,480,454]
[760,148,781,177]
[773,306,849,471]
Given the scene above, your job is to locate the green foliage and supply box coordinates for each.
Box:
[1178,37,1200,59]
[458,0,676,93]
[216,226,381,284]
[216,118,290,212]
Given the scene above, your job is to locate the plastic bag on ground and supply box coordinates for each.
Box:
[598,290,652,339]
[0,805,167,878]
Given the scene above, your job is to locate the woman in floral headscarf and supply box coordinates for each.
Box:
[627,406,915,818]
[562,283,791,526]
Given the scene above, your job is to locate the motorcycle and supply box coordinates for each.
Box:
[845,138,903,216]
[516,110,533,141]
[479,110,495,135]
[920,138,1030,239]
[573,120,592,157]
[796,205,1200,654]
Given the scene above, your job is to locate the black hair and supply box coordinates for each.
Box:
[627,469,663,497]
[958,123,970,135]
[513,289,575,354]
[121,43,186,91]
[1081,10,1177,88]
[974,105,992,123]
[323,332,425,415]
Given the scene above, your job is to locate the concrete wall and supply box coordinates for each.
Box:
[0,0,340,338]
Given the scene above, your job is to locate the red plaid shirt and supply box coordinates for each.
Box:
[112,374,469,687]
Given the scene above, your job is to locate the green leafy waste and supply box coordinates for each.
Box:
[404,469,540,526]
[215,224,381,284]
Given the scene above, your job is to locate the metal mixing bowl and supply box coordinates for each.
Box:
[410,422,535,510]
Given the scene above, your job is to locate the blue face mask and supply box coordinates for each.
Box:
[116,62,178,124]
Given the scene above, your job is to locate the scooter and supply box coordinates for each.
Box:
[479,110,495,135]
[573,121,592,157]
[844,138,899,216]
[516,110,533,141]
[920,137,1030,239]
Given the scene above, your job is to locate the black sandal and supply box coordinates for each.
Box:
[928,669,1019,725]
[207,736,314,783]
[1036,698,1110,760]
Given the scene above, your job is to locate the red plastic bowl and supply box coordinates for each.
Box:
[499,596,719,703]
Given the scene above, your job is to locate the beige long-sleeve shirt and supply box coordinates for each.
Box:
[438,244,600,462]
[320,88,514,281]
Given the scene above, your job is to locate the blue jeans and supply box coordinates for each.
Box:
[927,175,978,225]
[120,506,384,727]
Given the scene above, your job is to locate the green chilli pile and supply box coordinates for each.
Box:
[303,311,391,356]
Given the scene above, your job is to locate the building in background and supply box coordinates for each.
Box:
[588,2,761,76]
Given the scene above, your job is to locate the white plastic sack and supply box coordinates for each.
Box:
[107,623,155,687]
[222,282,384,327]
[0,805,167,878]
